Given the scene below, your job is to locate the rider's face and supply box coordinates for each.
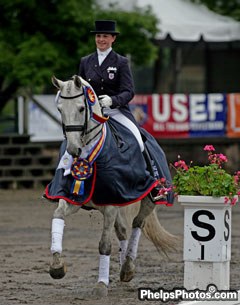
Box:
[95,34,116,51]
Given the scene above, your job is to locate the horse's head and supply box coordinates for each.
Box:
[52,75,105,157]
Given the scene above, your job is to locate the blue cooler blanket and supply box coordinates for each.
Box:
[44,119,174,206]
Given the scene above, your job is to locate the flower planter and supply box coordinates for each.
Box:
[178,195,237,290]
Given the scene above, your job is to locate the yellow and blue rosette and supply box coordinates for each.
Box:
[71,158,93,195]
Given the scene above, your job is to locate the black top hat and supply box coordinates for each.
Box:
[90,20,120,35]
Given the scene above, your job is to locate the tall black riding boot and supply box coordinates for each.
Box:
[142,146,165,202]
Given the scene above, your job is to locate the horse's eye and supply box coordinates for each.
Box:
[79,107,84,113]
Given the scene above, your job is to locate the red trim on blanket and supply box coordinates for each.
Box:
[91,180,173,207]
[44,172,172,207]
[44,163,97,206]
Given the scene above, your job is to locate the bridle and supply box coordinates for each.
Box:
[60,91,86,133]
[59,89,103,144]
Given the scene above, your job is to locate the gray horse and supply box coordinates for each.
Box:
[44,75,177,297]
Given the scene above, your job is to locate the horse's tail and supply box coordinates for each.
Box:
[123,202,179,256]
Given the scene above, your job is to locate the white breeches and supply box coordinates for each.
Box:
[104,108,144,152]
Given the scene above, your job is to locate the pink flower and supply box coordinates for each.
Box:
[174,160,188,171]
[159,177,166,184]
[234,175,239,184]
[208,153,228,167]
[219,153,228,163]
[204,145,215,151]
[157,186,172,196]
[224,197,229,204]
[231,197,237,205]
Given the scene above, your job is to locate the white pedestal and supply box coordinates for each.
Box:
[178,195,235,290]
[184,261,230,290]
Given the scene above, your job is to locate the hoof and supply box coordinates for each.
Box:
[92,281,108,298]
[49,253,67,279]
[120,256,135,282]
[49,263,67,279]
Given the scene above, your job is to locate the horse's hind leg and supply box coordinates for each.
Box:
[49,199,80,279]
[120,197,155,282]
[114,209,128,268]
[93,205,118,298]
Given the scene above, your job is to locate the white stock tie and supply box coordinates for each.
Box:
[98,53,105,66]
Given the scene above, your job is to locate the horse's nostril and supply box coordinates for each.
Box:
[78,148,82,156]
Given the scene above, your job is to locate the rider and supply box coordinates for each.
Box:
[78,20,161,202]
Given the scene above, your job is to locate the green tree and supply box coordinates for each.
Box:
[191,0,240,21]
[0,0,158,113]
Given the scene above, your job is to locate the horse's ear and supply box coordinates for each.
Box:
[73,75,82,89]
[52,76,63,89]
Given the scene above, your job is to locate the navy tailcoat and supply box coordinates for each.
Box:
[79,50,137,124]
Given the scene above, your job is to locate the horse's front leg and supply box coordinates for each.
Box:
[93,205,118,298]
[49,199,80,279]
[120,197,155,282]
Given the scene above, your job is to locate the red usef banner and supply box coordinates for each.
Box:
[130,94,189,138]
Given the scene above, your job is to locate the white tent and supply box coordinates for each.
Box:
[139,0,240,42]
[98,0,240,42]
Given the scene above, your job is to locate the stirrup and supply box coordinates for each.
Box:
[149,187,165,202]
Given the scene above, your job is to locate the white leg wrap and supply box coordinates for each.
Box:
[98,255,110,286]
[51,218,65,254]
[127,228,141,260]
[119,240,128,266]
